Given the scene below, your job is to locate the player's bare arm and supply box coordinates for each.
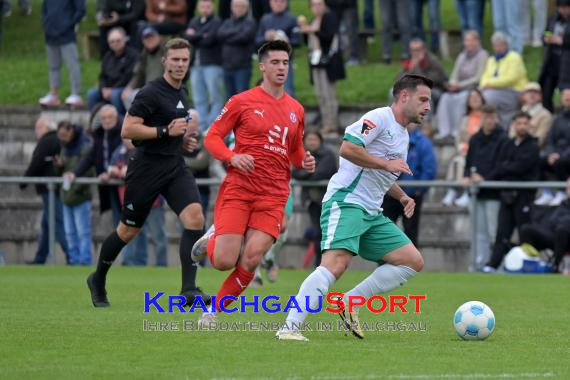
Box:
[122,113,189,140]
[387,183,416,218]
[339,140,413,175]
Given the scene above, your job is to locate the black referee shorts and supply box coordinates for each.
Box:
[121,151,201,228]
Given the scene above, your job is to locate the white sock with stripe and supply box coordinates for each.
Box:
[283,266,336,331]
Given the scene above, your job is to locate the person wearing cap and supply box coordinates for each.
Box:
[539,0,570,112]
[509,82,552,149]
[121,26,165,111]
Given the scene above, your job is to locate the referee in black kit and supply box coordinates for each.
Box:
[87,38,210,307]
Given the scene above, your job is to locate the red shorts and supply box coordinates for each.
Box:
[214,182,288,240]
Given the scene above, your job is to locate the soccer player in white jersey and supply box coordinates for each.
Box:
[276,74,433,341]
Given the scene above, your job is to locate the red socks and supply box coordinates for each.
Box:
[215,265,255,312]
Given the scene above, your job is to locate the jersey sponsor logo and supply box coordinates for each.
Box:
[289,112,297,123]
[125,219,136,226]
[176,100,184,109]
[361,119,377,135]
[254,109,265,118]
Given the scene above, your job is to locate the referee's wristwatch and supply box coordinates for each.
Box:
[157,126,169,139]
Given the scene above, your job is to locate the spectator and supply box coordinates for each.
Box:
[518,178,570,273]
[72,105,123,225]
[21,116,69,265]
[121,26,165,111]
[382,122,437,246]
[535,88,570,206]
[292,129,337,266]
[87,27,139,115]
[441,88,486,207]
[219,0,269,21]
[362,0,375,31]
[538,0,570,112]
[299,0,346,133]
[145,0,188,35]
[183,110,212,216]
[463,105,508,270]
[54,122,94,266]
[479,31,528,129]
[108,139,169,267]
[509,82,553,150]
[38,0,85,107]
[325,0,360,65]
[484,111,540,272]
[455,0,485,39]
[95,0,145,58]
[379,0,411,63]
[2,0,31,16]
[256,0,301,97]
[403,38,448,110]
[491,0,523,53]
[435,30,488,140]
[520,0,548,47]
[185,0,224,132]
[217,0,257,98]
[409,0,441,54]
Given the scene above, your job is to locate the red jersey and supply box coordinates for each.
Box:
[205,86,306,197]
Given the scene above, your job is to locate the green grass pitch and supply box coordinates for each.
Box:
[1,266,568,379]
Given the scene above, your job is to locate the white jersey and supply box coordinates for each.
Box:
[323,106,409,215]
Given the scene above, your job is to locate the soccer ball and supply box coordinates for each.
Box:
[453,301,495,340]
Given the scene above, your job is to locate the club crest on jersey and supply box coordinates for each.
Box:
[361,119,377,135]
[290,112,297,124]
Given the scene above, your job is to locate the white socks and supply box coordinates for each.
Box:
[283,266,336,329]
[345,264,417,306]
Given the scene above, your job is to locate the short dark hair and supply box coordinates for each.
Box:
[392,74,433,101]
[481,105,497,114]
[511,110,531,122]
[303,128,323,143]
[258,40,292,61]
[164,38,191,57]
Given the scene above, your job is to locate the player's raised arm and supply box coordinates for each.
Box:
[339,140,412,175]
[289,114,307,169]
[122,113,189,140]
[204,98,241,163]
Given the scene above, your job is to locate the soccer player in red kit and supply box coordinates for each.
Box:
[191,40,316,325]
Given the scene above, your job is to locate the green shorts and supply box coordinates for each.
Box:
[320,199,411,262]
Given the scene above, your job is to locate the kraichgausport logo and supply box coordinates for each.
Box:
[361,119,377,135]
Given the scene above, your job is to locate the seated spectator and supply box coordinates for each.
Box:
[435,31,488,140]
[462,105,508,270]
[96,0,145,58]
[217,0,257,98]
[518,178,570,273]
[441,88,485,207]
[483,111,540,272]
[38,0,85,107]
[21,116,69,265]
[87,27,139,115]
[402,38,448,111]
[299,0,346,133]
[325,0,360,65]
[72,105,123,225]
[509,82,552,150]
[538,0,570,112]
[256,0,301,97]
[479,31,528,128]
[382,122,437,246]
[292,129,337,266]
[122,26,165,111]
[145,0,188,36]
[535,88,570,206]
[54,122,94,266]
[185,0,225,132]
[410,0,441,54]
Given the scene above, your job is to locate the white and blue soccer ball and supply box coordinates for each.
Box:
[453,301,495,340]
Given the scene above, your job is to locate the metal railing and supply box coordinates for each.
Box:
[1,176,566,270]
